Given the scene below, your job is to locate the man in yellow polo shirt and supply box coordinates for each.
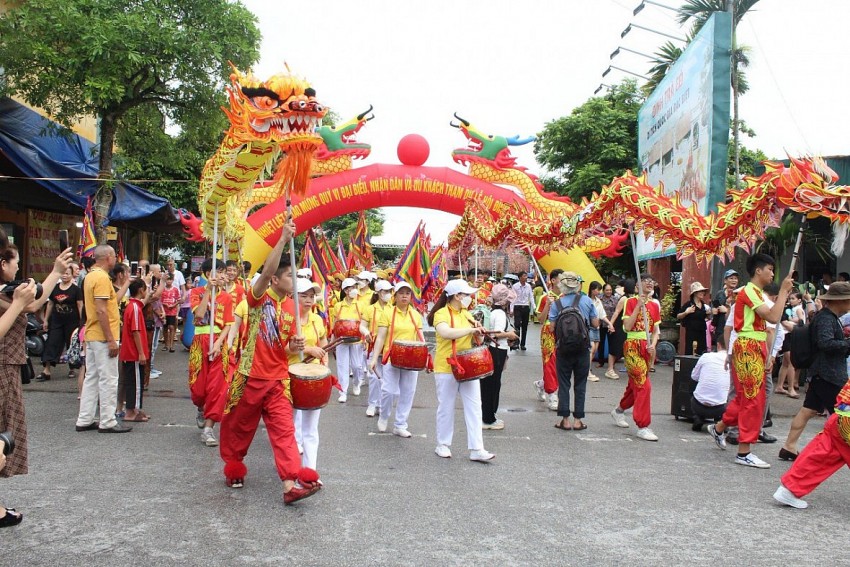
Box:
[75,244,133,433]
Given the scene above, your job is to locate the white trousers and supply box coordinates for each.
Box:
[294,408,321,470]
[335,342,364,393]
[380,363,418,430]
[76,341,120,429]
[366,356,383,407]
[434,373,484,451]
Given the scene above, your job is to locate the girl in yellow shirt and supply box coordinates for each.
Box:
[333,278,364,403]
[369,281,424,437]
[289,278,328,471]
[426,280,494,462]
[360,279,393,417]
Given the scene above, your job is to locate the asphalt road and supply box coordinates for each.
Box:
[4,324,847,566]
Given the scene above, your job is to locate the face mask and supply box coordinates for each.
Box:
[347,288,359,298]
[459,295,473,308]
[379,292,392,303]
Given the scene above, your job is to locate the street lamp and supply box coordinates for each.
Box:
[633,0,681,16]
[610,46,655,60]
[593,83,613,95]
[621,23,687,43]
[602,65,650,81]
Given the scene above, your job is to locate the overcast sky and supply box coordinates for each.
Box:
[241,0,850,245]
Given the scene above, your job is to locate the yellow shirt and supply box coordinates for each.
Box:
[232,299,249,351]
[357,289,374,312]
[84,267,120,341]
[378,305,423,356]
[287,312,327,365]
[433,304,475,374]
[362,301,391,337]
[334,298,363,344]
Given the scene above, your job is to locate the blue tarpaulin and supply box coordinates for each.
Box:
[0,97,177,223]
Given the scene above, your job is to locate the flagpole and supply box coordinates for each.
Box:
[474,244,478,281]
[286,197,303,361]
[527,247,549,294]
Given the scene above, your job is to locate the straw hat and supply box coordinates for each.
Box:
[689,282,709,296]
[819,281,850,300]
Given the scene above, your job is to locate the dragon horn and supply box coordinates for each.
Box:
[357,104,374,121]
[506,135,537,146]
[453,112,470,127]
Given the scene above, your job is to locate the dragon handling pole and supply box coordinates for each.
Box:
[629,229,651,341]
[209,204,219,355]
[788,215,807,276]
[286,197,303,362]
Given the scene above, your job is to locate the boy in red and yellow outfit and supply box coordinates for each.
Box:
[219,221,320,505]
[775,378,850,508]
[708,254,792,468]
[188,259,233,447]
[535,269,563,410]
[611,273,661,441]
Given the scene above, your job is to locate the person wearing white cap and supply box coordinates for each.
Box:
[426,280,495,461]
[296,268,313,279]
[678,281,712,355]
[368,280,425,437]
[360,279,393,416]
[290,278,327,471]
[333,278,365,403]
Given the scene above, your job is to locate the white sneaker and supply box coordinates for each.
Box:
[150,369,162,378]
[338,393,348,403]
[773,484,808,509]
[469,449,496,462]
[533,380,546,402]
[195,408,205,429]
[708,424,727,450]
[435,444,452,458]
[377,418,388,432]
[546,393,559,411]
[605,369,619,380]
[366,405,376,417]
[636,427,658,441]
[736,453,770,469]
[482,419,505,430]
[587,373,600,382]
[611,408,629,428]
[352,382,361,396]
[201,427,218,447]
[392,427,412,438]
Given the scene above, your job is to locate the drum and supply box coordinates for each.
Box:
[390,340,429,371]
[289,363,333,410]
[333,319,361,343]
[452,345,494,382]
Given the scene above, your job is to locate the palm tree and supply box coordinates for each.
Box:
[678,0,761,188]
[644,41,685,94]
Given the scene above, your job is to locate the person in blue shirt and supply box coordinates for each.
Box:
[548,271,599,431]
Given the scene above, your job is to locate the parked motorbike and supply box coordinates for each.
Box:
[21,313,45,384]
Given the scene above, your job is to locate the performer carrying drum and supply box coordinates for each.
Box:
[290,278,331,472]
[360,279,393,417]
[368,281,427,438]
[426,279,495,462]
[333,278,365,403]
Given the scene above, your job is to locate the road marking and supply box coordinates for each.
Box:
[577,436,633,442]
[367,432,428,438]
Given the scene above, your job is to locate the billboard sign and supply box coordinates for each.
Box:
[636,11,732,260]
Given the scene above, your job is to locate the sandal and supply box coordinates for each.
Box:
[554,420,572,431]
[572,422,588,431]
[0,508,23,528]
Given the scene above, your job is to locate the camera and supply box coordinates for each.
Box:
[2,279,43,300]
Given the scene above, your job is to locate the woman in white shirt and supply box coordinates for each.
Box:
[482,284,518,430]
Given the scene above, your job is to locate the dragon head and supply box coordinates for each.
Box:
[772,156,850,223]
[224,65,328,150]
[450,113,535,170]
[178,209,205,242]
[314,105,374,161]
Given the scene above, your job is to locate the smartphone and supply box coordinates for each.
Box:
[58,229,69,251]
[130,261,139,277]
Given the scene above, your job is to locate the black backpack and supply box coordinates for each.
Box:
[786,316,815,369]
[554,293,590,354]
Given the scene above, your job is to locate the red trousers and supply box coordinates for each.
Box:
[782,414,850,498]
[722,337,766,444]
[219,375,300,482]
[619,338,652,428]
[188,334,227,423]
[541,324,557,394]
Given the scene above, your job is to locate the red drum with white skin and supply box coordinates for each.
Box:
[451,345,494,382]
[389,340,428,371]
[289,363,333,410]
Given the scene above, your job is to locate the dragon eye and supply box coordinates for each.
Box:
[251,96,280,110]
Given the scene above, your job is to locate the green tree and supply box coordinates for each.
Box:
[322,210,385,246]
[535,79,643,202]
[0,0,260,240]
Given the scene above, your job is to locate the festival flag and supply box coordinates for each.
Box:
[115,231,126,263]
[393,222,431,301]
[347,211,373,269]
[336,235,347,270]
[78,195,97,258]
[421,244,446,303]
[318,231,345,275]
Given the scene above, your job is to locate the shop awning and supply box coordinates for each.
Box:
[0,97,180,226]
